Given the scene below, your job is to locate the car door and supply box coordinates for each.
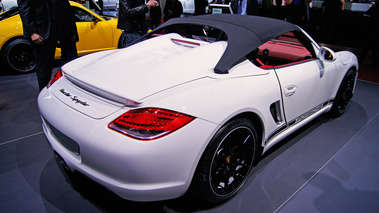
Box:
[256,31,337,124]
[274,58,336,124]
[71,6,114,55]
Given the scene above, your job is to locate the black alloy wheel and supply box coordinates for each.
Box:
[2,38,36,73]
[193,118,258,203]
[328,69,356,117]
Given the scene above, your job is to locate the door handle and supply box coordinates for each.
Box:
[285,85,297,97]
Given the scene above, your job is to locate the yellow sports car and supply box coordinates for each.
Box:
[0,1,122,73]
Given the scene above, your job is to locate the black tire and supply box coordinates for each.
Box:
[2,38,36,74]
[118,35,126,48]
[327,69,356,117]
[192,118,258,203]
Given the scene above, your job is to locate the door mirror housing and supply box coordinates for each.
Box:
[319,47,336,61]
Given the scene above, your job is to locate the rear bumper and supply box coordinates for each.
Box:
[38,88,217,201]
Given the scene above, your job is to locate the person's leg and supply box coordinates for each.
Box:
[34,37,57,91]
[60,41,78,65]
[121,31,143,47]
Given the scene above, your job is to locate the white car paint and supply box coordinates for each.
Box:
[38,16,359,202]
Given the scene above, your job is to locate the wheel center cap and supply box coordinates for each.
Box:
[226,155,231,164]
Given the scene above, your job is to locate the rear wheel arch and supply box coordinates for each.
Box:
[189,111,265,203]
[232,112,264,154]
[210,112,266,161]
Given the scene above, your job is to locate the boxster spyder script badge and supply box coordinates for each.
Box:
[59,88,90,106]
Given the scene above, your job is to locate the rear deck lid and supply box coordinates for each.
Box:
[61,34,227,103]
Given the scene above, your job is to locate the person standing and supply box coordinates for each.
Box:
[194,0,207,15]
[18,0,79,91]
[52,0,79,65]
[148,0,162,30]
[286,0,315,32]
[366,0,379,68]
[163,0,183,22]
[118,0,159,47]
[231,0,259,16]
[18,0,57,91]
[321,0,343,43]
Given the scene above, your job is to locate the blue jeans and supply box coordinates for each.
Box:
[121,31,143,47]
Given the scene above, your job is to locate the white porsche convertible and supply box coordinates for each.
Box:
[38,15,358,203]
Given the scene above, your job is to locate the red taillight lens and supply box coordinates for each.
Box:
[47,69,63,88]
[108,108,195,140]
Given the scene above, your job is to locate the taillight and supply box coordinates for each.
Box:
[47,69,63,88]
[108,108,195,140]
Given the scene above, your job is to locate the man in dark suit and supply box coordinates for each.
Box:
[286,0,313,30]
[18,0,78,91]
[231,0,259,15]
[51,0,79,65]
[18,0,57,90]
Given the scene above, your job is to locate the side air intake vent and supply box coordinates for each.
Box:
[270,101,283,124]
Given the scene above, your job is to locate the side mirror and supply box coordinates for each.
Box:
[319,47,336,61]
[92,16,99,24]
[90,17,99,29]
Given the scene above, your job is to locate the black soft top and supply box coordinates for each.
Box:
[153,14,300,74]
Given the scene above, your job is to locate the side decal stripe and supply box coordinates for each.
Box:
[265,99,332,144]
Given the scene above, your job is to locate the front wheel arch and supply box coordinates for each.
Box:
[327,68,357,117]
[1,37,36,74]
